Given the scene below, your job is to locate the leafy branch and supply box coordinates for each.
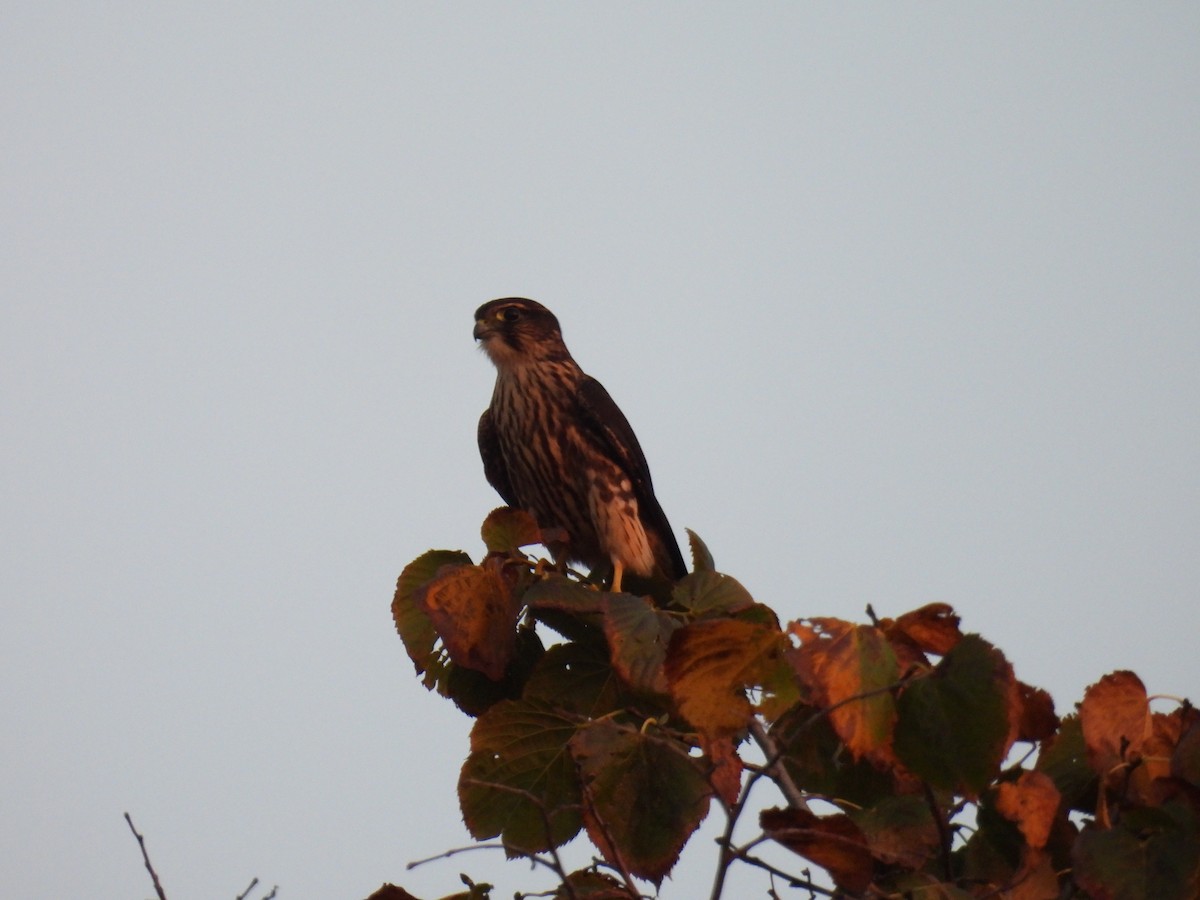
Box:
[382,508,1200,899]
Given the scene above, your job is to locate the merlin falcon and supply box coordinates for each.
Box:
[474,298,687,592]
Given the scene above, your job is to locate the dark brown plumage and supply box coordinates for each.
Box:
[474,297,686,591]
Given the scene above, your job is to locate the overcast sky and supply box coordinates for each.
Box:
[2,5,1197,899]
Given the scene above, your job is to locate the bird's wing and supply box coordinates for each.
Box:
[576,377,656,488]
[576,377,687,579]
[478,408,518,507]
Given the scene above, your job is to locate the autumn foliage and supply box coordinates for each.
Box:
[383,508,1200,899]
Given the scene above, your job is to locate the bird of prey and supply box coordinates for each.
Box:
[474,297,687,592]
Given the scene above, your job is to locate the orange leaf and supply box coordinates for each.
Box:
[415,556,521,681]
[666,619,787,739]
[788,620,899,761]
[994,770,1061,849]
[884,602,962,656]
[1079,670,1151,776]
[701,734,743,807]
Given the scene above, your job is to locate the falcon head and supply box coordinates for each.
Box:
[474,297,570,368]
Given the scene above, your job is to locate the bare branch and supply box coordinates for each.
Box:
[236,877,259,900]
[716,837,836,898]
[708,728,783,900]
[124,812,169,900]
[408,841,535,869]
[749,720,810,813]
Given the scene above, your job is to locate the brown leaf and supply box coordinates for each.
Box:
[414,556,521,681]
[761,806,874,894]
[1127,707,1197,805]
[364,886,421,900]
[883,603,962,656]
[1145,711,1184,782]
[995,771,1061,850]
[480,506,544,553]
[1004,847,1062,900]
[701,734,743,807]
[1171,708,1200,790]
[1014,681,1059,743]
[1079,670,1151,776]
[555,870,637,899]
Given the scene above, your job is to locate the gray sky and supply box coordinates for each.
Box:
[2,5,1197,899]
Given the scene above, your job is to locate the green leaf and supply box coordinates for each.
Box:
[602,593,680,697]
[1036,714,1096,812]
[459,700,582,853]
[393,550,473,687]
[523,640,625,717]
[1072,800,1200,900]
[446,627,544,717]
[849,795,940,869]
[963,784,1024,876]
[524,575,608,642]
[570,719,712,884]
[480,506,543,553]
[893,634,1013,797]
[685,529,714,572]
[523,575,607,613]
[671,570,755,618]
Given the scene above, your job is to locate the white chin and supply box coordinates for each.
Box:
[481,338,519,367]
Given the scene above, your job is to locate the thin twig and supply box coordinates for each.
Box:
[236,877,259,900]
[749,720,810,812]
[715,839,836,898]
[124,812,168,900]
[407,840,560,874]
[709,726,787,900]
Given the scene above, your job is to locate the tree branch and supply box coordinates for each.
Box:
[749,719,810,812]
[714,837,836,898]
[124,812,168,900]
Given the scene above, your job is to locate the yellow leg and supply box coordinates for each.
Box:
[611,559,624,593]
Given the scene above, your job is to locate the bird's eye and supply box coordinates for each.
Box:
[501,308,521,323]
